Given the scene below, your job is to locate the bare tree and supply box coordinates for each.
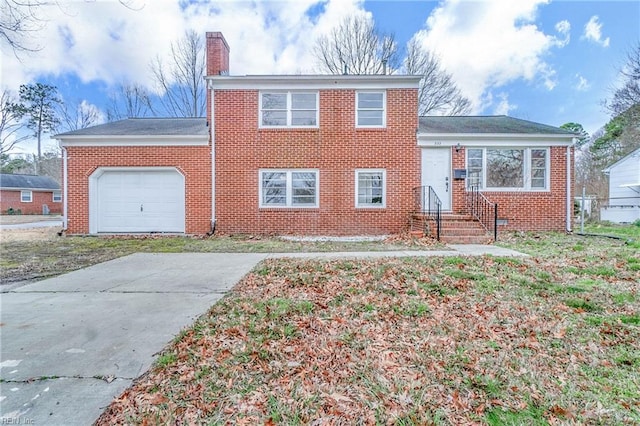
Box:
[314,15,400,75]
[604,42,640,118]
[0,89,30,157]
[405,39,471,116]
[1,0,145,56]
[106,82,155,121]
[58,99,102,131]
[150,29,206,117]
[0,0,45,54]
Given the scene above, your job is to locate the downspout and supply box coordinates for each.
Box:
[566,141,574,233]
[208,80,216,235]
[61,145,68,233]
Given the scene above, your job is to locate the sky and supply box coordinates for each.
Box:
[1,0,638,155]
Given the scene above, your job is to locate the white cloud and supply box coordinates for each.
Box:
[492,92,517,116]
[410,0,569,114]
[575,74,590,91]
[582,15,610,47]
[0,0,364,93]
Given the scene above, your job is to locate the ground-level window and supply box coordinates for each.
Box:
[259,169,319,208]
[52,190,62,202]
[356,169,386,208]
[466,147,549,190]
[21,190,32,202]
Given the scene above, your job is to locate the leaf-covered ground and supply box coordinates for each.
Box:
[97,233,639,425]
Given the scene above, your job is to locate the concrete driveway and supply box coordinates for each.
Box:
[0,253,269,425]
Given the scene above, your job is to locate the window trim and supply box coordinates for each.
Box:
[355,169,386,208]
[259,169,319,208]
[21,190,33,202]
[259,91,319,128]
[355,90,386,128]
[466,147,550,191]
[52,190,62,202]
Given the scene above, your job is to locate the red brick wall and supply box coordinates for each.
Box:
[451,146,573,231]
[64,145,211,234]
[0,190,62,215]
[214,88,420,235]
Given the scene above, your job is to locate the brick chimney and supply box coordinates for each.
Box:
[206,32,229,129]
[206,32,230,76]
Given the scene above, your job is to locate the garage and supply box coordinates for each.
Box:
[91,168,185,233]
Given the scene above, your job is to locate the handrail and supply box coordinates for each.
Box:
[466,185,498,241]
[413,186,442,241]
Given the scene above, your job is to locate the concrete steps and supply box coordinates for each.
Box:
[410,213,493,244]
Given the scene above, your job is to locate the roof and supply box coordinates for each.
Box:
[0,174,60,190]
[54,118,209,138]
[603,147,640,173]
[418,116,576,135]
[206,74,422,90]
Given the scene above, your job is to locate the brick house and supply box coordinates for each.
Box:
[55,31,575,240]
[0,173,62,215]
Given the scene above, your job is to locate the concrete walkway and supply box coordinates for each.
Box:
[0,245,526,425]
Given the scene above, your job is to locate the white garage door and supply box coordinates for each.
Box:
[96,169,185,233]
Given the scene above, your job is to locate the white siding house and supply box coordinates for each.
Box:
[600,147,640,223]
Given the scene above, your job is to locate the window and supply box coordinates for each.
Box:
[260,92,318,127]
[21,190,32,202]
[260,170,318,207]
[356,169,386,208]
[356,91,385,127]
[466,147,549,190]
[52,190,62,202]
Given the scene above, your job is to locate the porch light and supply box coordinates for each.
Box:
[455,142,461,153]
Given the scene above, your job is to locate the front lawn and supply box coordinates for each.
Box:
[97,231,639,425]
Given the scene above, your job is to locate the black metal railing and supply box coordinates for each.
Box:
[413,186,442,240]
[466,185,498,241]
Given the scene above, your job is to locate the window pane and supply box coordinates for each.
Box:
[530,149,547,189]
[358,172,383,205]
[357,110,383,126]
[292,172,317,205]
[291,110,317,126]
[467,149,483,189]
[262,93,287,109]
[21,190,32,202]
[291,93,316,109]
[358,92,383,108]
[486,149,524,188]
[262,111,287,126]
[262,172,286,205]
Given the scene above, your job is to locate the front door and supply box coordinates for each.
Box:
[421,147,451,211]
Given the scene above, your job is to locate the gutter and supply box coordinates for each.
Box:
[209,82,216,235]
[566,142,574,233]
[62,146,68,232]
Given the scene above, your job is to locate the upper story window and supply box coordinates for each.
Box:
[21,190,32,202]
[356,91,386,128]
[260,92,318,128]
[259,169,319,208]
[466,147,549,191]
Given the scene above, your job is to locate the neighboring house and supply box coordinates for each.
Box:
[55,31,576,239]
[600,147,640,223]
[0,173,62,215]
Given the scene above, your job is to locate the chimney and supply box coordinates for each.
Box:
[206,32,230,76]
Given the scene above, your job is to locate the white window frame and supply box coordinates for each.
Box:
[356,91,386,128]
[259,169,319,208]
[259,91,319,128]
[355,169,386,208]
[466,147,550,191]
[21,190,33,202]
[52,190,62,202]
